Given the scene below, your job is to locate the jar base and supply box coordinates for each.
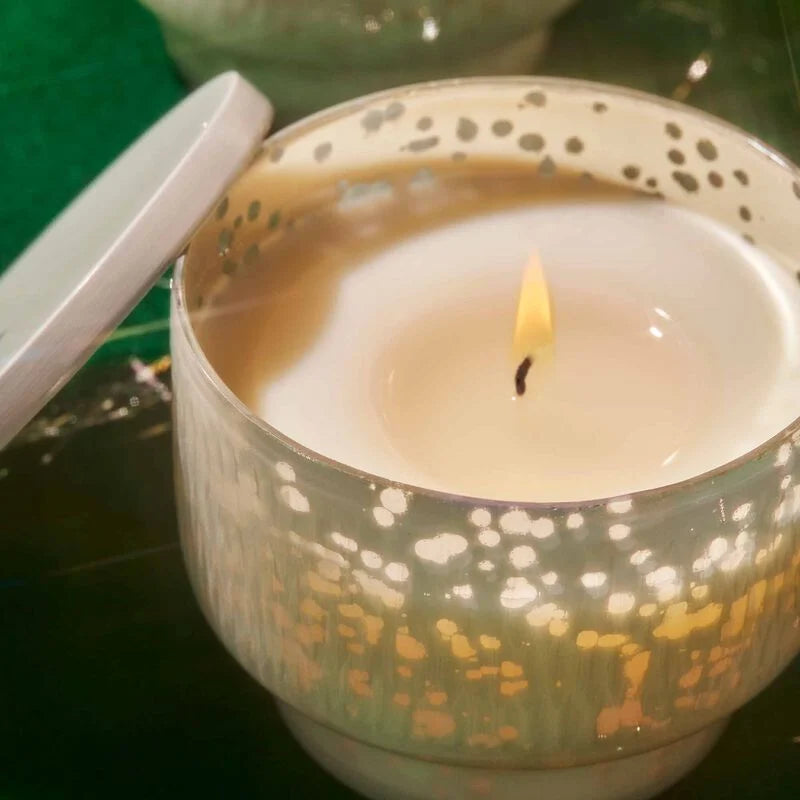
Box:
[279,702,727,800]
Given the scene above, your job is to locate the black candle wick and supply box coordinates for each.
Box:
[515,355,533,396]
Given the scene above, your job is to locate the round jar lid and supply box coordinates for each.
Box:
[0,72,272,449]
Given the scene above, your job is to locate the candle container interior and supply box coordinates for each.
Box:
[173,79,800,800]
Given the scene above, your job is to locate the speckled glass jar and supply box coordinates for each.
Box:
[172,79,800,800]
[140,0,576,121]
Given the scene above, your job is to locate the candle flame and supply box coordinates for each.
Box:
[513,250,553,364]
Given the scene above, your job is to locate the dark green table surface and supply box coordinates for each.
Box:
[1,1,799,797]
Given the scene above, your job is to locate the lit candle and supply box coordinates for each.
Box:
[175,79,800,800]
[201,171,800,502]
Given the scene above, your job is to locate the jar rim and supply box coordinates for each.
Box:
[174,75,800,510]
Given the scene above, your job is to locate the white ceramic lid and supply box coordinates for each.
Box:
[0,72,272,449]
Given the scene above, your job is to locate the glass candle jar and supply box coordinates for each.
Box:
[172,78,800,800]
[140,0,577,121]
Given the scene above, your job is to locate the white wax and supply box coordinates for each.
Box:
[257,199,800,501]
